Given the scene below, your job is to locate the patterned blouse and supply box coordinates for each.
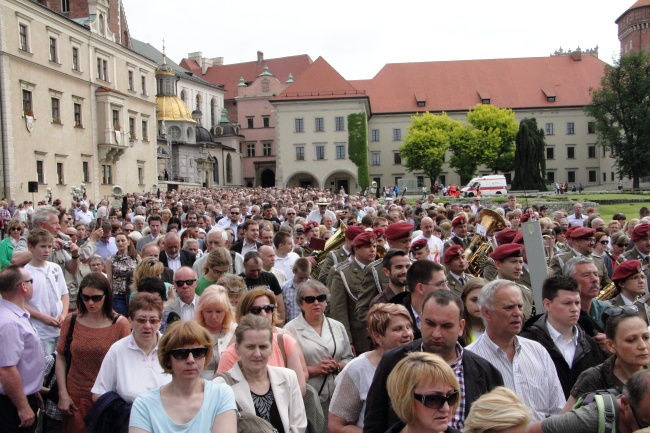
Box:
[110,253,137,295]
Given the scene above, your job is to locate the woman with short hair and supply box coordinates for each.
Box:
[0,220,23,269]
[196,248,232,296]
[463,387,531,433]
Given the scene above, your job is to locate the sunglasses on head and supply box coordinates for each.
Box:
[174,279,197,287]
[249,304,275,315]
[81,293,105,302]
[413,390,459,410]
[169,346,209,361]
[603,305,638,318]
[303,294,327,304]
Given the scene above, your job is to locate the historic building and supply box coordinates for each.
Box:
[617,0,650,55]
[0,0,158,201]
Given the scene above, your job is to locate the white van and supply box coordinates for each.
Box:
[461,175,508,197]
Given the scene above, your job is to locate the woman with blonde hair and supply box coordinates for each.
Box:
[216,274,247,308]
[462,387,531,433]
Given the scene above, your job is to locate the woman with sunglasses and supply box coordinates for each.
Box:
[592,231,614,277]
[610,232,630,265]
[55,273,131,433]
[0,220,23,269]
[386,352,461,433]
[562,307,650,412]
[284,280,354,432]
[106,232,140,315]
[129,321,237,433]
[610,260,648,307]
[217,288,308,395]
[329,303,413,433]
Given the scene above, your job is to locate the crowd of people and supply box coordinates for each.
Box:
[0,185,649,433]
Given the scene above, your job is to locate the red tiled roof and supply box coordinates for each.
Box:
[178,54,313,100]
[352,55,606,114]
[616,0,650,22]
[272,56,367,102]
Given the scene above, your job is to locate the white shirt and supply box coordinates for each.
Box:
[274,252,300,281]
[411,233,444,263]
[567,213,588,227]
[166,254,181,274]
[307,209,336,224]
[545,321,579,368]
[26,262,68,339]
[270,267,287,285]
[180,295,198,321]
[76,210,94,225]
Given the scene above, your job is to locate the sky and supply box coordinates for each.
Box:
[122,0,627,81]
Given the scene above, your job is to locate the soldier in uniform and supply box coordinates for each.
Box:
[443,214,470,254]
[482,228,518,281]
[443,245,470,297]
[317,225,364,284]
[328,231,378,355]
[617,223,650,282]
[490,243,536,320]
[368,250,411,308]
[549,227,612,288]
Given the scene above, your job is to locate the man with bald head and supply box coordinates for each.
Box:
[159,232,196,273]
[411,216,444,263]
[259,245,287,284]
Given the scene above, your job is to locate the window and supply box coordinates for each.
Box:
[417,176,425,188]
[57,162,64,185]
[316,146,325,160]
[588,146,596,158]
[141,120,148,140]
[141,76,147,95]
[138,167,144,185]
[82,161,90,182]
[371,129,380,141]
[295,118,304,132]
[262,116,270,128]
[74,103,82,127]
[567,147,575,159]
[22,90,32,115]
[567,171,576,183]
[567,122,575,135]
[97,57,108,81]
[112,110,120,128]
[61,0,70,12]
[336,145,345,159]
[547,171,555,182]
[128,71,134,91]
[315,117,324,132]
[296,146,305,161]
[589,170,597,183]
[546,147,554,160]
[588,122,596,134]
[611,172,615,182]
[394,153,402,164]
[72,47,79,71]
[129,118,136,138]
[545,123,554,136]
[481,98,491,104]
[51,98,60,123]
[49,37,58,63]
[603,147,607,158]
[263,142,272,157]
[372,153,380,165]
[417,101,425,107]
[603,172,607,182]
[547,96,556,102]
[19,24,29,51]
[335,117,344,131]
[393,128,402,140]
[101,164,112,184]
[394,177,402,186]
[439,175,446,186]
[246,143,256,157]
[36,160,44,184]
[247,117,254,129]
[226,154,232,183]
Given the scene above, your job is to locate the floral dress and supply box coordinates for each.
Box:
[110,253,137,295]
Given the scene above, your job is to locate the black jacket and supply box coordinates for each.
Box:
[83,391,131,433]
[230,240,263,255]
[362,339,504,433]
[520,314,604,398]
[158,250,196,269]
[389,292,421,340]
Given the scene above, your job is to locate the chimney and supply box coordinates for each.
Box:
[570,49,582,61]
[257,51,264,65]
[212,57,224,66]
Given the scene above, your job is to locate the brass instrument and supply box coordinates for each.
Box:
[596,282,618,301]
[465,209,506,277]
[310,221,347,279]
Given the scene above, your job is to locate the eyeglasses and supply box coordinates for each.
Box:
[134,317,161,325]
[303,294,327,304]
[169,346,209,361]
[123,228,133,232]
[249,304,275,315]
[413,390,459,410]
[602,305,639,326]
[16,278,33,287]
[631,402,650,429]
[81,293,105,302]
[174,279,197,287]
[599,240,610,245]
[230,212,240,215]
[286,213,296,216]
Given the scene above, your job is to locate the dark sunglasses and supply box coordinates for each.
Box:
[230,211,240,215]
[599,240,609,245]
[286,213,296,216]
[16,279,33,287]
[414,390,459,410]
[10,227,22,231]
[81,293,105,302]
[303,294,327,304]
[249,304,275,315]
[123,228,133,232]
[617,243,627,248]
[170,346,209,361]
[174,279,197,287]
[134,317,161,325]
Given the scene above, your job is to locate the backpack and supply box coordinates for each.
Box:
[572,389,619,433]
[216,372,278,433]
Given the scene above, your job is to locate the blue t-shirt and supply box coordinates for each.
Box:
[130,380,236,433]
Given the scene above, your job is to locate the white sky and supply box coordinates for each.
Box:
[122,0,627,80]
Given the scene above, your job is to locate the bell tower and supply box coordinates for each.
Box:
[617,0,650,55]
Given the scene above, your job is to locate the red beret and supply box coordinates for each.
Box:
[443,245,465,264]
[612,259,643,282]
[304,221,319,232]
[452,215,467,227]
[631,223,650,242]
[345,225,365,241]
[513,232,524,245]
[495,229,517,245]
[352,231,377,248]
[410,239,429,252]
[490,244,524,261]
[385,222,413,241]
[564,226,580,238]
[568,227,595,239]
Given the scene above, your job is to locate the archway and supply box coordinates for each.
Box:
[260,169,275,187]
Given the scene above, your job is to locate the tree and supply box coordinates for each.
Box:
[512,118,547,191]
[347,113,370,190]
[400,112,460,185]
[448,124,481,182]
[466,104,519,174]
[585,51,650,189]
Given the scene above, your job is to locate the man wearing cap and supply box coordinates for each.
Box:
[550,227,611,288]
[329,231,378,354]
[567,203,588,227]
[354,221,413,324]
[490,243,536,320]
[617,223,650,282]
[444,215,470,253]
[307,198,336,224]
[368,250,411,309]
[444,245,470,297]
[318,225,364,285]
[411,217,444,263]
[409,239,433,261]
[482,228,518,281]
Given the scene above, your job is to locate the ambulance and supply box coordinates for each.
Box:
[461,175,508,197]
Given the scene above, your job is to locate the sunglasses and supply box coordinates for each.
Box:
[10,227,22,231]
[231,212,240,215]
[174,279,197,287]
[134,317,161,325]
[249,304,275,315]
[123,228,133,232]
[286,213,296,216]
[81,293,105,302]
[303,294,327,304]
[603,305,638,321]
[414,390,459,410]
[599,240,609,245]
[16,278,33,287]
[169,346,209,361]
[617,243,627,248]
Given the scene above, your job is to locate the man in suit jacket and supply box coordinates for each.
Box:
[159,232,196,274]
[230,219,262,255]
[164,266,199,321]
[135,215,163,253]
[363,290,504,433]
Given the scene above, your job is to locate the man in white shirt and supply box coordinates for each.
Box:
[217,205,242,240]
[165,267,199,322]
[307,198,336,224]
[567,203,588,227]
[273,231,299,281]
[411,217,444,263]
[75,202,94,225]
[259,245,287,285]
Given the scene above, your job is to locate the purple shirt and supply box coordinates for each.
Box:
[0,299,45,396]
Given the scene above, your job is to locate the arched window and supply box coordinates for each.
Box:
[180,90,186,103]
[226,154,232,183]
[211,98,216,128]
[196,94,201,110]
[212,157,219,184]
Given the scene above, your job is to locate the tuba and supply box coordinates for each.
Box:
[310,221,347,279]
[465,209,506,276]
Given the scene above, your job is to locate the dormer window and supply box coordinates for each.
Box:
[478,90,490,105]
[415,93,426,108]
[542,87,556,103]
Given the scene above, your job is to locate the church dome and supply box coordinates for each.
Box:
[156,96,196,123]
[195,126,213,143]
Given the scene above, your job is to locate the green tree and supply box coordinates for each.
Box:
[512,118,547,191]
[585,51,650,189]
[400,112,460,185]
[466,104,519,174]
[347,113,370,190]
[448,124,481,182]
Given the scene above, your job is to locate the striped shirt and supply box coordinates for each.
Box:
[466,333,565,421]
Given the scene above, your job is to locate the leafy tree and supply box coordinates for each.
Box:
[466,104,519,174]
[448,124,481,182]
[347,113,370,190]
[400,112,460,185]
[512,118,547,191]
[585,51,650,189]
